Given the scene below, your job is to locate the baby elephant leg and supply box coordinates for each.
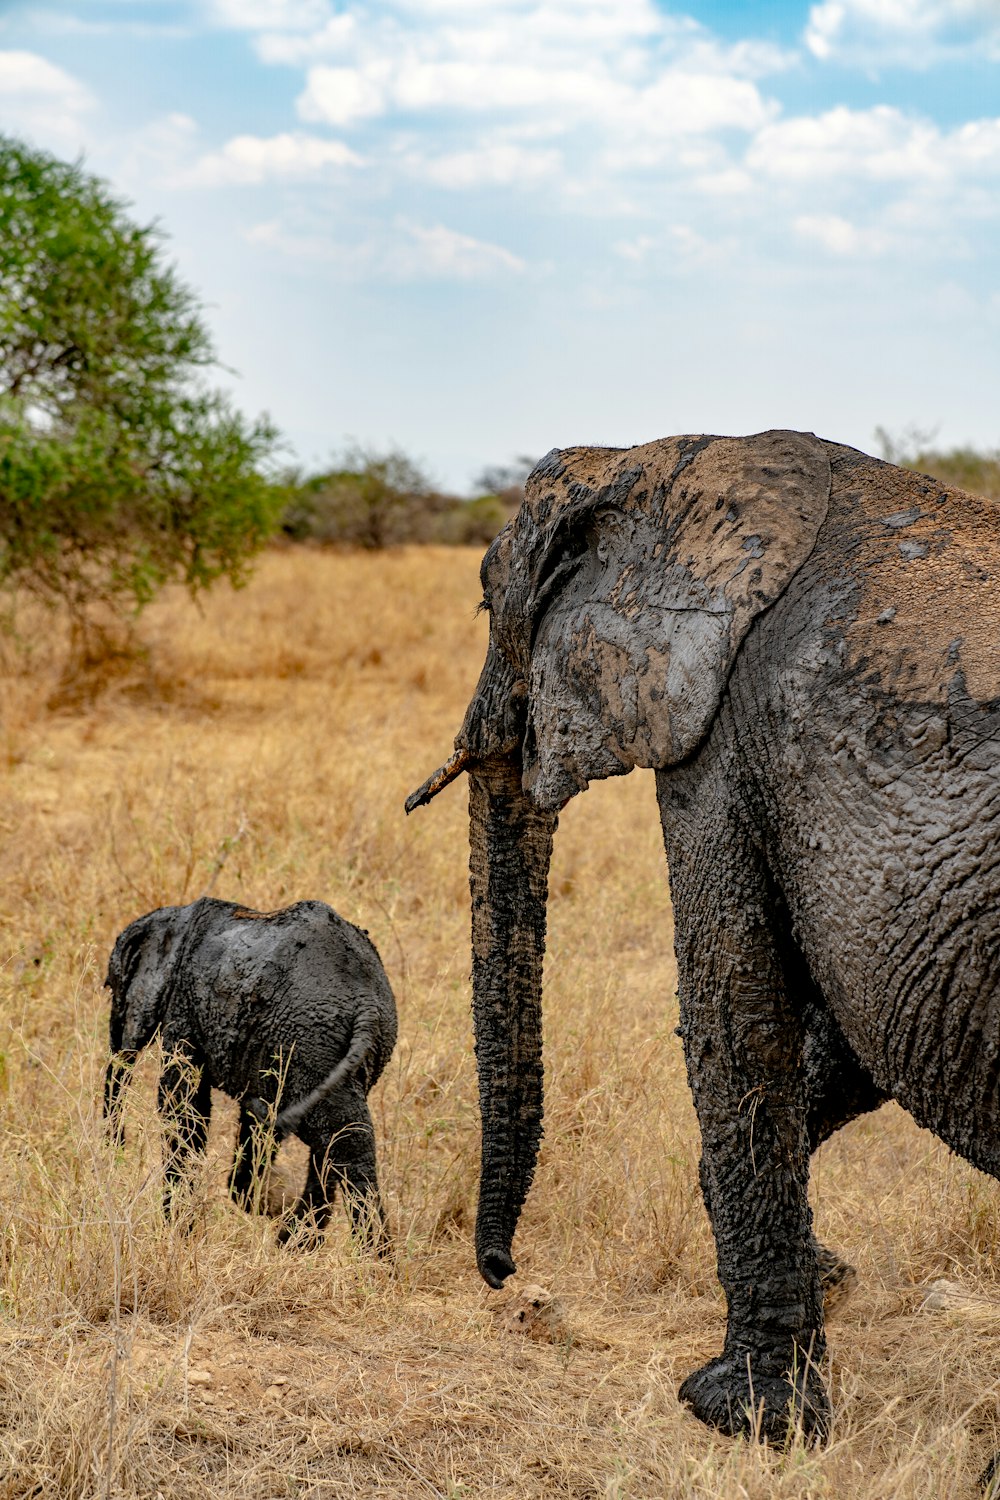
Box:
[275,1145,334,1249]
[229,1103,278,1214]
[277,1092,390,1254]
[158,1054,212,1221]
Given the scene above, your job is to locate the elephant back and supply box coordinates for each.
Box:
[824,446,1000,709]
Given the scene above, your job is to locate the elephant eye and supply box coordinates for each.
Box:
[589,506,626,565]
[591,504,625,539]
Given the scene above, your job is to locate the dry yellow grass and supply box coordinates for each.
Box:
[1,544,999,1498]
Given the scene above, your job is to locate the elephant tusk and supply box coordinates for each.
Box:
[404,749,472,814]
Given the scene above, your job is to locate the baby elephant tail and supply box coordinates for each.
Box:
[246,1022,375,1144]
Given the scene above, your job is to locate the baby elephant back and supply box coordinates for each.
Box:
[220,899,397,1074]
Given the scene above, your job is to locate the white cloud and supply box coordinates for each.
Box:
[114,111,200,188]
[298,65,388,127]
[749,105,1000,186]
[695,167,754,195]
[625,70,775,138]
[246,215,524,280]
[297,57,775,143]
[299,58,621,124]
[948,118,1000,172]
[0,50,94,152]
[255,13,356,65]
[610,224,728,272]
[793,212,891,255]
[614,233,656,263]
[805,0,1000,64]
[391,219,525,278]
[251,0,788,196]
[177,130,362,185]
[19,12,194,40]
[245,218,333,258]
[412,141,561,189]
[208,0,332,32]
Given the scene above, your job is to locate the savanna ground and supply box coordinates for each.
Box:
[1,545,1000,1499]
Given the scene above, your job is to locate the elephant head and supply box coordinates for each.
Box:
[103,906,186,1143]
[407,430,832,1288]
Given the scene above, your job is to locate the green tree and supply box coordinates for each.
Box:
[0,135,283,631]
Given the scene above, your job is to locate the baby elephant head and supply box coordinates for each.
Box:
[103,907,185,1143]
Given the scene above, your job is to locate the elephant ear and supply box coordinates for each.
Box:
[519,429,831,809]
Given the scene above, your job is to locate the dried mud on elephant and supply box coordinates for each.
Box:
[412,431,1000,1448]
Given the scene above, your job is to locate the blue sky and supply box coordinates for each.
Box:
[2,0,999,491]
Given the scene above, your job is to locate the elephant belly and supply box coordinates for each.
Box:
[777,686,1000,1174]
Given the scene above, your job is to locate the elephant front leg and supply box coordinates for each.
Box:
[675,896,828,1441]
[157,1051,212,1222]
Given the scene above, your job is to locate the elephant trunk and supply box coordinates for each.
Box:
[469,757,556,1288]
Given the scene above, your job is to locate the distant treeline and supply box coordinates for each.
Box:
[282,437,1000,552]
[279,448,536,550]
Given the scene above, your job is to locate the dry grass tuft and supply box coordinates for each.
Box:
[1,545,999,1496]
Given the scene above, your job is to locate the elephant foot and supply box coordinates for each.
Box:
[815,1240,858,1320]
[162,1186,194,1231]
[229,1176,267,1216]
[275,1214,324,1251]
[679,1348,830,1443]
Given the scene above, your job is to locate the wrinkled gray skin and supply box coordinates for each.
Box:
[104,897,397,1248]
[408,430,1000,1443]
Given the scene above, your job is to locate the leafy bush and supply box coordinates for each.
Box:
[281,446,442,548]
[907,447,1000,501]
[282,448,529,549]
[0,136,283,631]
[876,427,1000,501]
[434,492,516,545]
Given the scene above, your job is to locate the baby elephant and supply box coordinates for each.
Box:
[103,897,397,1249]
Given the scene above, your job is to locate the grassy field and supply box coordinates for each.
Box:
[1,544,999,1498]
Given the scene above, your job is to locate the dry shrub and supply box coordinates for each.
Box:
[1,545,999,1496]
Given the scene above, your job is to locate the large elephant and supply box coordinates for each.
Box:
[407,430,1000,1440]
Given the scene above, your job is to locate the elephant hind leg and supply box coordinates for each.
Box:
[229,1104,278,1215]
[275,1146,333,1249]
[787,939,883,1322]
[276,1094,390,1256]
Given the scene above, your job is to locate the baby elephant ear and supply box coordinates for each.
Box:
[523,429,832,809]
